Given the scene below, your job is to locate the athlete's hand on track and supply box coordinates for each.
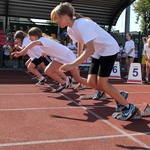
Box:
[11,52,21,58]
[60,63,75,72]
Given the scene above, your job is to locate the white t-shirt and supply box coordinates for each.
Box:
[22,37,43,60]
[144,43,150,57]
[3,45,11,56]
[67,18,119,59]
[38,37,75,63]
[124,40,135,58]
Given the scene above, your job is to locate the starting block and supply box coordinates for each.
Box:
[127,63,142,84]
[109,61,121,79]
[131,102,150,120]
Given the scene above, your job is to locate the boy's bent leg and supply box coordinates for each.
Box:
[27,62,42,79]
[97,76,128,106]
[44,60,66,84]
[70,68,89,87]
[97,77,137,120]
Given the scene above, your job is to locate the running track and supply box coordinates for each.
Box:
[0,70,150,150]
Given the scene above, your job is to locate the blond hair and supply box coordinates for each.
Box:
[51,2,85,22]
[147,38,150,43]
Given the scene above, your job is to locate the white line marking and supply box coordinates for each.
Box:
[0,132,150,147]
[59,91,150,149]
[0,93,50,96]
[0,107,79,111]
[0,104,142,111]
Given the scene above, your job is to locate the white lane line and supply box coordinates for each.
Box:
[0,93,50,96]
[0,85,36,86]
[60,93,150,149]
[0,104,142,111]
[0,132,150,147]
[0,107,80,111]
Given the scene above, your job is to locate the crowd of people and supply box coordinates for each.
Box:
[1,25,32,68]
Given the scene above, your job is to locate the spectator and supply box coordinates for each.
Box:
[45,28,49,35]
[59,29,67,44]
[6,31,14,41]
[13,25,17,32]
[67,39,77,52]
[120,43,126,71]
[134,46,138,62]
[117,43,123,62]
[124,33,135,78]
[141,37,147,77]
[26,25,30,33]
[20,26,24,31]
[144,38,150,83]
[3,41,11,68]
[5,25,11,34]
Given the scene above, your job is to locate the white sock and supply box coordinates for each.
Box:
[39,76,44,81]
[125,103,130,109]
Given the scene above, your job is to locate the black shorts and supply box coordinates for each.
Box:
[88,54,117,77]
[32,56,51,67]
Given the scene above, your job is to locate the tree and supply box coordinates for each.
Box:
[133,0,150,33]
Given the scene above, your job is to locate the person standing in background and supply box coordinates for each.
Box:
[141,37,147,78]
[124,33,135,78]
[144,38,150,84]
[3,41,11,68]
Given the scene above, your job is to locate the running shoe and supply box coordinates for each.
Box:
[36,78,47,85]
[112,91,128,118]
[116,91,128,112]
[92,90,107,100]
[67,76,73,88]
[55,83,67,93]
[145,78,149,84]
[116,103,138,120]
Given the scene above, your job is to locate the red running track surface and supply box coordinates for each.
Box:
[0,70,149,150]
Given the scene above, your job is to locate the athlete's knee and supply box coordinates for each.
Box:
[27,65,33,71]
[87,78,97,87]
[25,62,28,67]
[44,68,49,75]
[44,67,53,76]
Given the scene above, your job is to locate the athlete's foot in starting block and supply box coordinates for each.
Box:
[112,91,129,118]
[113,102,150,120]
[131,102,150,119]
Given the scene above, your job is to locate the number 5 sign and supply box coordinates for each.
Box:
[109,61,121,79]
[127,63,142,84]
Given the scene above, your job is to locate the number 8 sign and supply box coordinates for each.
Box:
[109,61,121,79]
[127,63,142,84]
